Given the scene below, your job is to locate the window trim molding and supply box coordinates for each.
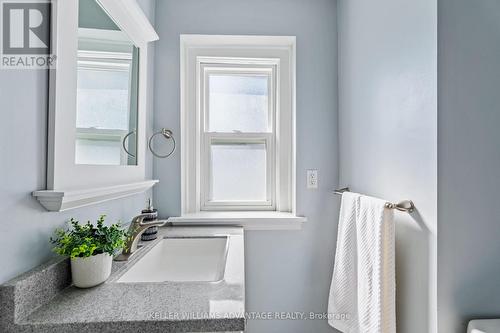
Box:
[180,35,300,226]
[168,212,306,231]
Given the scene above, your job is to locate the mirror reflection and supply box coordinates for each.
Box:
[75,0,139,166]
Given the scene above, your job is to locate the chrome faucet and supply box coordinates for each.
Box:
[115,214,168,261]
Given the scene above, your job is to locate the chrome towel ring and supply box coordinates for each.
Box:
[122,130,136,158]
[148,128,176,158]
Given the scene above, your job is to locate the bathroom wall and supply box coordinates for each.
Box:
[337,0,437,332]
[152,0,338,332]
[0,0,156,284]
[438,0,500,331]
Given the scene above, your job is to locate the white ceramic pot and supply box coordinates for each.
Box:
[70,253,112,288]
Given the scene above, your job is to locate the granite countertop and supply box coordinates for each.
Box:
[0,226,245,333]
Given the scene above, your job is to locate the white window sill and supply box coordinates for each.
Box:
[167,211,306,230]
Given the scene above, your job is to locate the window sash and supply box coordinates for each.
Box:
[75,128,130,165]
[200,133,275,210]
[198,61,278,210]
[201,64,276,134]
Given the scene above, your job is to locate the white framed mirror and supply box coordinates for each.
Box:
[33,0,159,211]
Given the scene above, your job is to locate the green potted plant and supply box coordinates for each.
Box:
[51,215,128,288]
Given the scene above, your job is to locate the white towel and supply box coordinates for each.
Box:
[328,193,396,333]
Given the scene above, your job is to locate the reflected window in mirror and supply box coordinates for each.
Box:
[75,0,139,166]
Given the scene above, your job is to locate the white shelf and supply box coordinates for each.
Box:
[168,211,307,230]
[32,180,158,212]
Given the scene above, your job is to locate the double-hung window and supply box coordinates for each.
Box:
[180,35,301,226]
[200,60,277,210]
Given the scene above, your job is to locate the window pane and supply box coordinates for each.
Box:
[210,143,267,201]
[76,67,131,130]
[75,138,123,165]
[208,74,269,132]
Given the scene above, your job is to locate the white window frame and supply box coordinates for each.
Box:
[200,60,277,210]
[178,35,304,228]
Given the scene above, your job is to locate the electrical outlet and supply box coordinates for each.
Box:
[307,169,318,189]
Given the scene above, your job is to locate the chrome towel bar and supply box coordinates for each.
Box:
[333,187,415,213]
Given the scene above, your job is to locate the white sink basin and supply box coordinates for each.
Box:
[468,319,500,333]
[117,237,229,283]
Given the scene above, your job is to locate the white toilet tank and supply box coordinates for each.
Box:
[468,319,500,333]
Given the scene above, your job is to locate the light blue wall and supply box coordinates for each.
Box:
[79,0,119,30]
[152,0,338,332]
[438,1,500,331]
[337,0,437,332]
[0,0,156,284]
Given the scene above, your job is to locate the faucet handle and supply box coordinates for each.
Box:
[131,213,152,224]
[140,219,168,227]
[126,214,152,235]
[131,214,168,227]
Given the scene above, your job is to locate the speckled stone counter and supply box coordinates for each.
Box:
[0,226,245,333]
